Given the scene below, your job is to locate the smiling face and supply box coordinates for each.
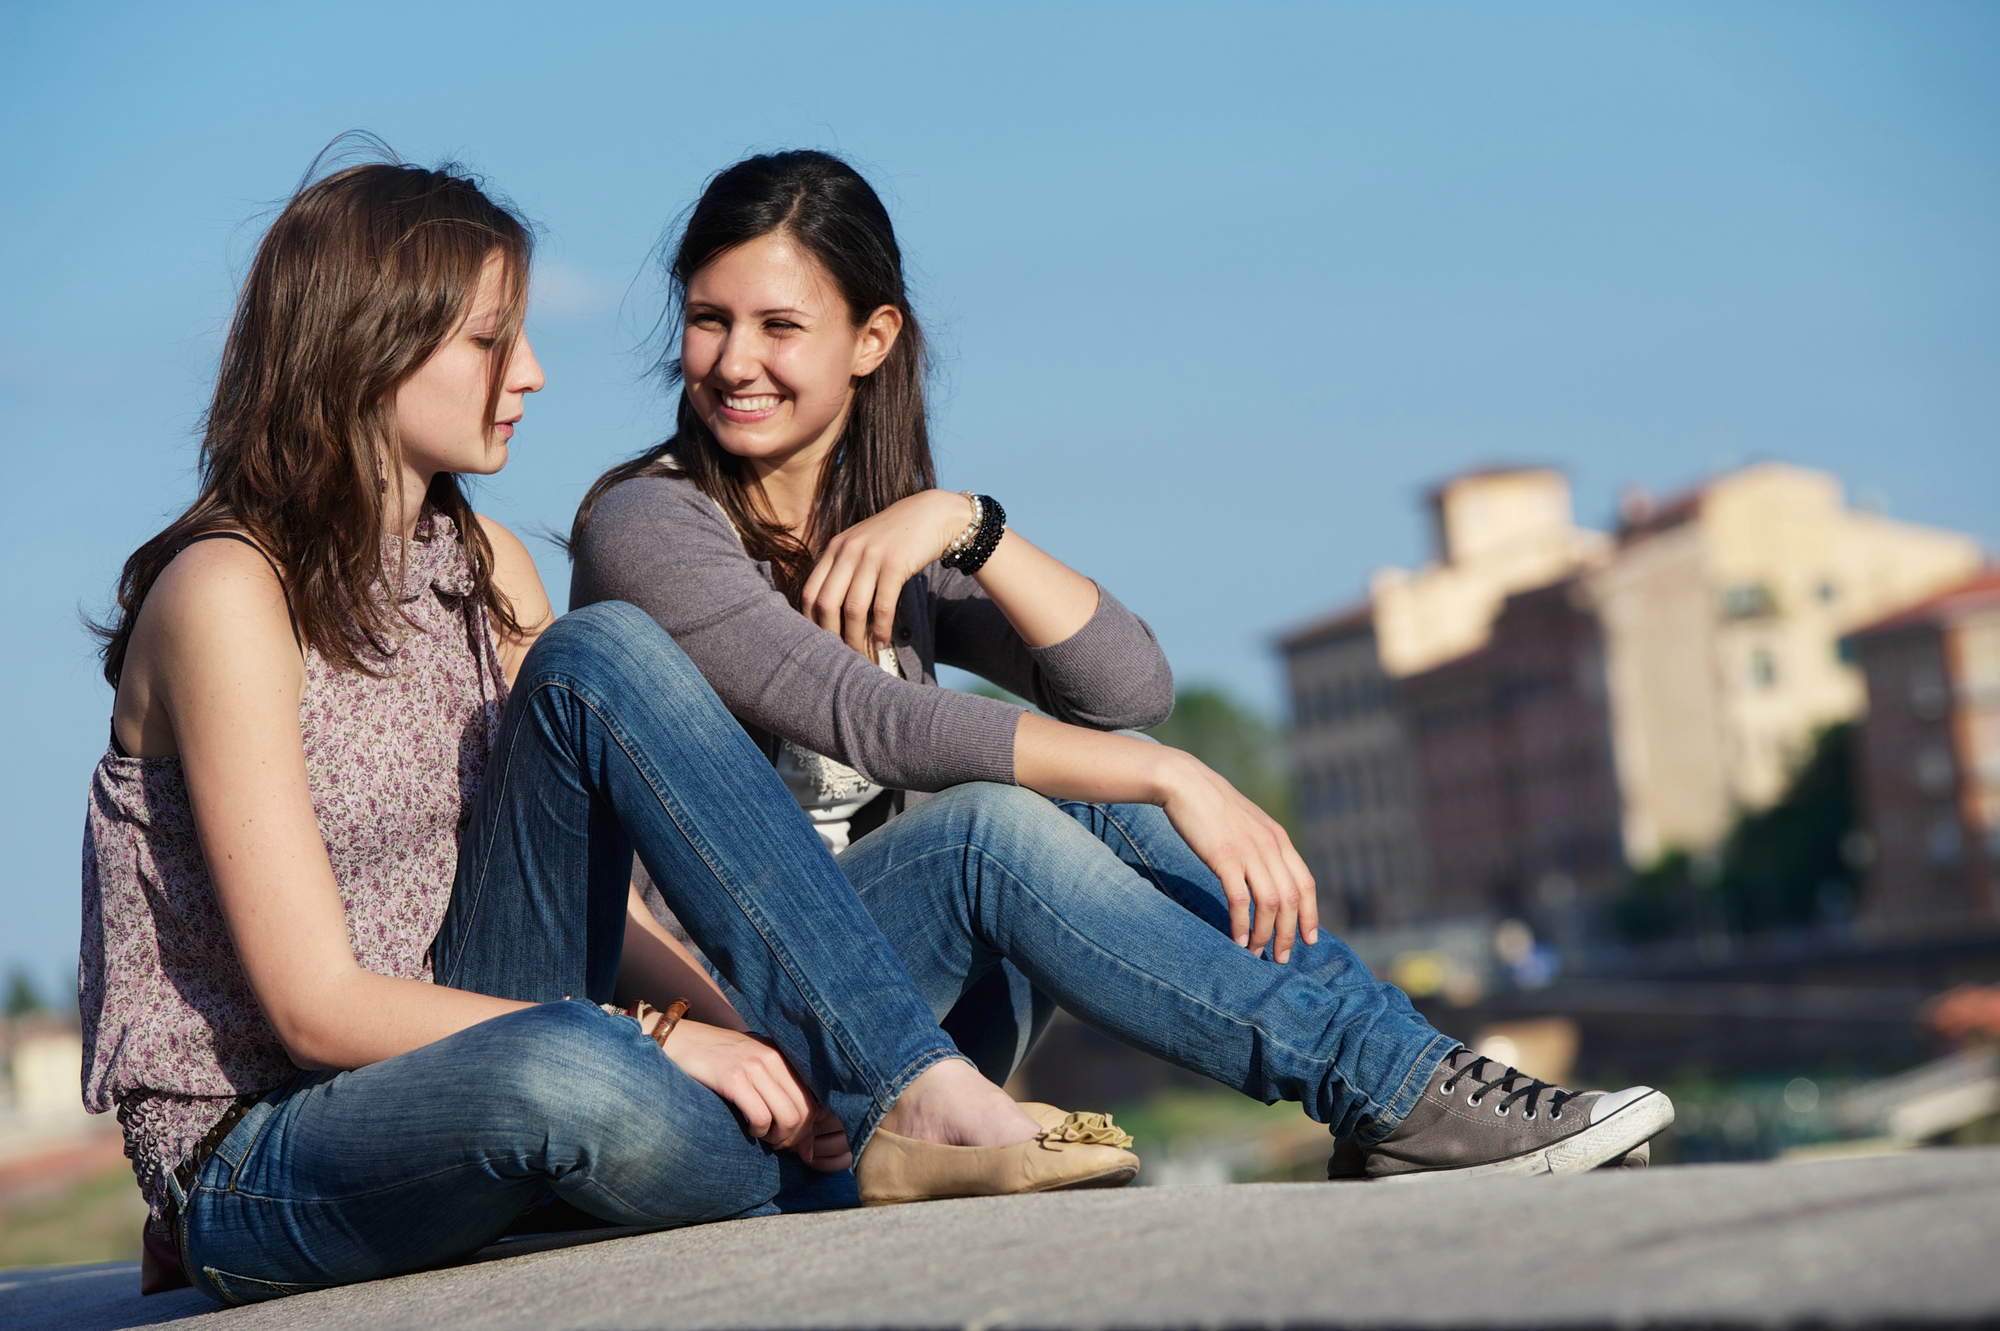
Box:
[394,251,545,484]
[681,232,901,486]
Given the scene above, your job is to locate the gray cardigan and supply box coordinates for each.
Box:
[569,473,1175,793]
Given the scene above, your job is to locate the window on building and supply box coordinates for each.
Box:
[1926,816,1962,867]
[1721,583,1780,620]
[1909,663,1948,721]
[1751,647,1778,689]
[1915,745,1956,800]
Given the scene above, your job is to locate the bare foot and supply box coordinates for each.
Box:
[878,1058,1039,1147]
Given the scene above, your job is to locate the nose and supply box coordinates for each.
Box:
[714,323,760,387]
[509,333,546,395]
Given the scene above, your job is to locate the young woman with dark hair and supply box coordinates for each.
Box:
[81,148,1139,1306]
[570,150,1674,1182]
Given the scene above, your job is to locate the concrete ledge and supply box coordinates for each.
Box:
[7,1148,1999,1330]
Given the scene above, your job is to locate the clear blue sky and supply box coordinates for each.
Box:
[3,1,1994,1001]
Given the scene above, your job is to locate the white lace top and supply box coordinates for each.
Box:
[774,643,902,854]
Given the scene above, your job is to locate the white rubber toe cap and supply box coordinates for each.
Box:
[1590,1086,1657,1124]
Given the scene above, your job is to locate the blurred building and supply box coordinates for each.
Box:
[1593,464,1980,867]
[1278,604,1422,927]
[1399,578,1625,919]
[1281,461,1981,931]
[1281,469,1606,925]
[1847,570,2000,928]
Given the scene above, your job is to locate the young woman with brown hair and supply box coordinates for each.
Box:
[570,150,1673,1182]
[81,147,1136,1305]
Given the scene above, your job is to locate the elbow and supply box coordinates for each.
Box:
[1106,667,1177,732]
[262,980,357,1071]
[1130,685,1175,732]
[273,1024,340,1072]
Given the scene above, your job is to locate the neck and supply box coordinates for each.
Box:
[741,400,851,543]
[390,463,432,540]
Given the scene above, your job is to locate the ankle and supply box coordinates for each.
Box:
[879,1059,1038,1148]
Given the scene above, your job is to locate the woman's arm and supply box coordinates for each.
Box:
[802,490,1173,729]
[615,886,745,1030]
[803,490,1101,652]
[1014,714,1321,964]
[132,541,528,1070]
[616,890,851,1168]
[571,478,1024,792]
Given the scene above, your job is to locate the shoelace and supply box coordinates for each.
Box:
[1037,1111,1133,1149]
[1439,1053,1579,1121]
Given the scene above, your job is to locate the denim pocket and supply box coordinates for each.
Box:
[200,1265,335,1306]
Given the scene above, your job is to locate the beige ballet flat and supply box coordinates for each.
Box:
[855,1106,1139,1206]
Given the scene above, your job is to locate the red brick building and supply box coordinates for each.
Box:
[1398,578,1626,919]
[1847,570,2000,928]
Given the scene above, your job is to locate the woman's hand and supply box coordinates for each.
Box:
[1157,752,1321,964]
[655,1018,847,1164]
[1013,715,1319,964]
[801,490,972,654]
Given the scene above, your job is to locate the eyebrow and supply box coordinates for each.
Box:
[687,301,811,318]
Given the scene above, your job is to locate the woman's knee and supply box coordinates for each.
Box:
[519,601,701,696]
[457,1005,778,1223]
[922,781,1079,843]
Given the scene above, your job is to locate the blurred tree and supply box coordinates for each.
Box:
[1614,723,1856,943]
[4,966,45,1019]
[1148,686,1296,836]
[964,681,1296,835]
[1616,848,1696,943]
[1714,722,1856,934]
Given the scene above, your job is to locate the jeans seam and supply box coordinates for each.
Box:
[434,682,549,994]
[1070,802,1171,897]
[542,668,954,1150]
[1360,1033,1459,1144]
[936,841,1363,1118]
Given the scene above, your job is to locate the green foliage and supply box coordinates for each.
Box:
[1614,723,1857,942]
[1148,686,1296,835]
[963,680,1296,834]
[1617,848,1697,942]
[4,966,45,1019]
[1717,721,1857,933]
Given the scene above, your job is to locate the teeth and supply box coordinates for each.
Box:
[725,395,780,411]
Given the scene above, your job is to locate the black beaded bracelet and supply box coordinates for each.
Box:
[942,494,1006,574]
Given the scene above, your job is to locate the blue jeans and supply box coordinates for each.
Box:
[838,784,1452,1142]
[176,603,959,1304]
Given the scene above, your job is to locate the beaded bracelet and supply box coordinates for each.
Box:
[943,492,983,563]
[941,494,1006,575]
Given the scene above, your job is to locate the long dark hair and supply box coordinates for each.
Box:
[571,150,933,605]
[95,144,533,685]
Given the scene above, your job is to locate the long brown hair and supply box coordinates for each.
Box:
[570,150,932,605]
[96,146,533,685]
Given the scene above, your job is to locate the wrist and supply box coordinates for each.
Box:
[1145,746,1206,809]
[940,492,1007,574]
[933,489,978,561]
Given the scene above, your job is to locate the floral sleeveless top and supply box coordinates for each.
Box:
[78,513,509,1218]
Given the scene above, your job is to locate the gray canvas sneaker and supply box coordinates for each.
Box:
[1331,1047,1673,1181]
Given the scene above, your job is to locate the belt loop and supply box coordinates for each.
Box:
[164,1165,189,1212]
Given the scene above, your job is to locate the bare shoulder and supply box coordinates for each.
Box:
[473,516,550,613]
[473,514,553,672]
[115,534,303,756]
[142,535,297,658]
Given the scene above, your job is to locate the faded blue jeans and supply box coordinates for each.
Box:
[840,784,1453,1143]
[174,602,960,1304]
